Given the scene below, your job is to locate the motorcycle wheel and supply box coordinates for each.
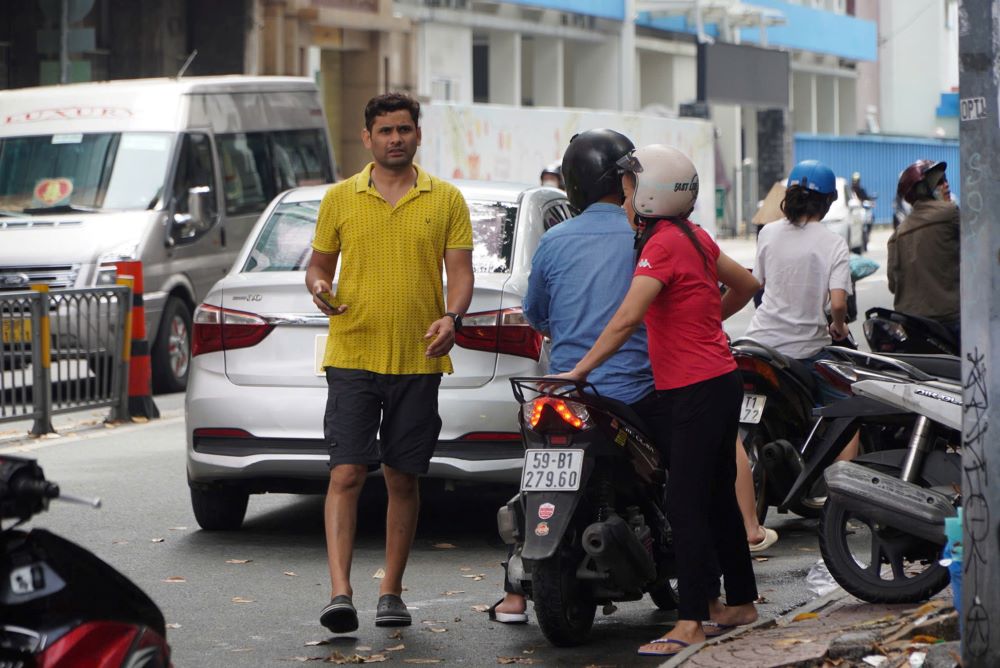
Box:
[648,579,679,610]
[819,487,949,604]
[531,549,596,647]
[741,428,770,525]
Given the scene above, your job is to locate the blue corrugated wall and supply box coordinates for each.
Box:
[794,134,960,225]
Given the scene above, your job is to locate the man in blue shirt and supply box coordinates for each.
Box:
[489,129,656,624]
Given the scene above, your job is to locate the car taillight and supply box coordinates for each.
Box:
[455,307,543,360]
[524,397,592,431]
[192,304,274,356]
[36,621,138,667]
[733,354,779,389]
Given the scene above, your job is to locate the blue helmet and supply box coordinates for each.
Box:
[787,160,837,197]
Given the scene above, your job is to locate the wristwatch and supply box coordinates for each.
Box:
[444,312,463,330]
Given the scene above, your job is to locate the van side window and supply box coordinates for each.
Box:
[173,133,217,216]
[270,130,333,191]
[218,133,272,215]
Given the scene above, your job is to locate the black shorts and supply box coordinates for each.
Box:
[323,367,443,475]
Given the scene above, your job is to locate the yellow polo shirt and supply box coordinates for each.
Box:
[312,163,473,375]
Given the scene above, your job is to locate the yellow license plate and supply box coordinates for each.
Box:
[1,317,32,344]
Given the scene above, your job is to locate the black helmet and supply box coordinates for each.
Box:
[561,129,635,211]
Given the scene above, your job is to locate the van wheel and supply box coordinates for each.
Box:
[152,297,191,393]
[190,484,249,531]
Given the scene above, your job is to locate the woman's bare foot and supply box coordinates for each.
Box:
[638,619,706,655]
[709,602,758,627]
[494,593,526,616]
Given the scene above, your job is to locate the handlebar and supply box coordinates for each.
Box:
[1,455,100,523]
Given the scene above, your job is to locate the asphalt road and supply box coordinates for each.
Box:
[0,227,896,666]
[4,417,829,667]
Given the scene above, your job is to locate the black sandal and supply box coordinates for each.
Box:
[488,597,528,624]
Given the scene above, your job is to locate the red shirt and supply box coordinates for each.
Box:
[634,220,736,390]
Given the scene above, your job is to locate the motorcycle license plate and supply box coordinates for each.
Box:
[520,449,584,492]
[740,393,767,424]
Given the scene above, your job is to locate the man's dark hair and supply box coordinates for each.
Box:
[364,92,421,132]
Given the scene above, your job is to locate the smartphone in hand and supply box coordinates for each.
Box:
[316,291,338,311]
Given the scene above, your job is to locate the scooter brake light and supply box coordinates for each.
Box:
[733,354,779,389]
[525,397,592,431]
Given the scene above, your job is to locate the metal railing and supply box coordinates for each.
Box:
[1,283,132,436]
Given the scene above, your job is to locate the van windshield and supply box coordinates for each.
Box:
[0,132,174,213]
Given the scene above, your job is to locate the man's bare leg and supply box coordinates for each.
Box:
[380,464,420,596]
[325,464,367,598]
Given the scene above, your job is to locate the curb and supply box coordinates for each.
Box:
[660,587,851,667]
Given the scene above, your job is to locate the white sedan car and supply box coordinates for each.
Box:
[822,177,867,254]
[185,181,573,529]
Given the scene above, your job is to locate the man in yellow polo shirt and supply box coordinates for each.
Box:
[305,92,473,634]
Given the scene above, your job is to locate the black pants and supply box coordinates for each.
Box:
[646,370,759,621]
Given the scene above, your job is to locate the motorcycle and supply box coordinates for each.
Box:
[863,307,959,356]
[730,338,823,521]
[0,455,172,667]
[497,378,676,647]
[781,348,962,603]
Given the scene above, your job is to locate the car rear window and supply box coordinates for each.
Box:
[242,197,518,273]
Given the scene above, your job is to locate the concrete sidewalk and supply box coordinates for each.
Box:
[664,587,960,668]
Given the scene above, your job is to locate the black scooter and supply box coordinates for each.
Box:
[863,307,959,356]
[497,378,676,647]
[0,455,171,667]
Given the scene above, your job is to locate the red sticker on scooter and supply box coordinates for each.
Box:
[538,503,555,520]
[534,522,550,537]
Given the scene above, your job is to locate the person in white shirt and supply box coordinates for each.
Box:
[743,159,859,457]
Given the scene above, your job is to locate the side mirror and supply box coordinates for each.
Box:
[170,186,214,243]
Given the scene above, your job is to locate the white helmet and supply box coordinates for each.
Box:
[616,144,699,219]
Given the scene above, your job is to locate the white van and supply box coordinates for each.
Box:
[0,76,336,391]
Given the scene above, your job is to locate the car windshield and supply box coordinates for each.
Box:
[243,197,519,273]
[0,132,174,213]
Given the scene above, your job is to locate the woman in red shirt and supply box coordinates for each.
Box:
[550,144,761,656]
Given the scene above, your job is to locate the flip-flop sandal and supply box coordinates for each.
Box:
[637,637,690,657]
[702,621,737,637]
[320,595,359,634]
[487,598,528,624]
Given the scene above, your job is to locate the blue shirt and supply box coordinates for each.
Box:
[523,203,654,404]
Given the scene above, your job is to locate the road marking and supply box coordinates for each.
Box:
[0,413,184,455]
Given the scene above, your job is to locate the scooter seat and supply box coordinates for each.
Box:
[880,353,962,382]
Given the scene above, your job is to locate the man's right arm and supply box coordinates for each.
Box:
[522,242,551,336]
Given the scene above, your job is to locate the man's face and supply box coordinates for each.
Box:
[363,110,420,169]
[622,173,637,229]
[933,174,952,202]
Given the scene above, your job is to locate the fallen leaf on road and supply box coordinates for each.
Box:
[231,648,254,652]
[910,634,942,644]
[226,559,253,564]
[775,638,813,647]
[388,631,403,640]
[163,576,186,583]
[324,652,388,664]
[433,543,457,549]
[232,596,255,604]
[402,661,442,665]
[288,657,322,662]
[372,568,386,579]
[151,538,164,543]
[169,526,188,531]
[460,567,472,572]
[793,612,819,622]
[498,658,536,665]
[461,574,485,581]
[113,539,129,545]
[522,649,534,654]
[754,556,769,562]
[363,655,388,664]
[471,605,490,613]
[444,590,465,596]
[797,547,816,552]
[383,644,405,652]
[428,627,447,633]
[356,646,372,652]
[166,623,181,629]
[305,640,331,647]
[285,571,298,577]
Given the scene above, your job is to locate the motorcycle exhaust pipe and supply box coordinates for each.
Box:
[581,515,656,587]
[823,461,956,544]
